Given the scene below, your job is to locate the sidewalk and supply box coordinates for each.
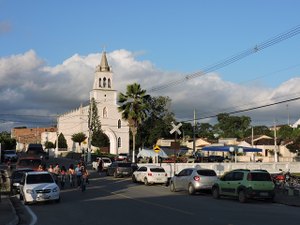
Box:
[0,195,18,225]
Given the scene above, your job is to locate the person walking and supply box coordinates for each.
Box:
[81,166,89,192]
[60,165,67,189]
[53,163,61,184]
[68,164,76,188]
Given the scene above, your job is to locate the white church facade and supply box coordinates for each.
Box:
[57,52,130,155]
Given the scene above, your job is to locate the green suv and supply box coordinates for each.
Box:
[212,169,275,203]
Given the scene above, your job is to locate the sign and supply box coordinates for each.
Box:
[171,142,180,150]
[153,145,160,153]
[170,122,182,135]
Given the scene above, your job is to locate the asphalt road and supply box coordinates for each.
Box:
[26,170,299,225]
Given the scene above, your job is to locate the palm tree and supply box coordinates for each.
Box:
[118,83,150,161]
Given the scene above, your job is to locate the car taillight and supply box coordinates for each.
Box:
[148,173,152,176]
[165,173,167,177]
[193,176,200,181]
[247,173,252,181]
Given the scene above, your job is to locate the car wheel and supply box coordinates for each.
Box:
[170,182,176,192]
[132,175,137,183]
[144,177,149,186]
[212,187,220,199]
[238,190,247,203]
[188,184,195,195]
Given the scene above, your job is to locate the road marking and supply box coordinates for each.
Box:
[109,190,194,216]
[25,205,37,225]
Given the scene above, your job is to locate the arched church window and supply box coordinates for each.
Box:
[99,78,102,87]
[103,77,106,87]
[103,107,108,118]
[118,137,121,147]
[118,119,121,128]
[108,78,111,88]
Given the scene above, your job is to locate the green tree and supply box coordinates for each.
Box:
[88,97,101,132]
[244,125,272,137]
[138,96,175,147]
[216,113,251,138]
[118,83,150,155]
[57,133,68,149]
[0,131,16,150]
[197,123,215,139]
[71,132,87,150]
[91,130,109,148]
[277,125,294,139]
[44,141,55,149]
[287,135,300,153]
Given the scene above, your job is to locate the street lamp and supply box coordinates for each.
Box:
[229,146,243,163]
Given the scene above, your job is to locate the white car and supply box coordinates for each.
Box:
[19,171,60,204]
[132,165,168,185]
[92,157,112,170]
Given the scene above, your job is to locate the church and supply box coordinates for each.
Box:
[57,51,130,155]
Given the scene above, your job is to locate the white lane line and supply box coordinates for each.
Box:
[109,190,194,216]
[25,205,37,225]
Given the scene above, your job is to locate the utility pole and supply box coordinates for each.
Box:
[274,120,278,163]
[87,98,92,163]
[193,109,196,153]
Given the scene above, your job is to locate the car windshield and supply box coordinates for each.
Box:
[197,170,217,176]
[249,172,272,181]
[150,168,165,172]
[19,159,41,167]
[26,174,54,184]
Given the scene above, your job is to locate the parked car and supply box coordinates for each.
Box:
[19,171,60,204]
[207,155,225,162]
[106,161,137,178]
[16,156,42,171]
[116,153,129,161]
[10,168,34,195]
[92,157,112,170]
[169,168,218,195]
[2,150,18,162]
[212,169,275,203]
[132,165,168,185]
[26,143,48,160]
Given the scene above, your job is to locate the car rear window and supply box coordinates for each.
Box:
[150,168,165,173]
[118,163,132,167]
[103,159,111,163]
[197,170,217,176]
[249,172,272,181]
[18,159,41,167]
[27,174,54,184]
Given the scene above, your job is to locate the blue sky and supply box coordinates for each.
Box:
[1,0,300,131]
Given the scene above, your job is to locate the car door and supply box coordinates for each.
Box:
[231,172,245,195]
[219,171,234,195]
[135,167,147,182]
[174,169,188,190]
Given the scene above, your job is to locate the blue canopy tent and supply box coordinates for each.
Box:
[202,146,262,152]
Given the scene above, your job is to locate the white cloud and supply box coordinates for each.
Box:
[1,49,300,131]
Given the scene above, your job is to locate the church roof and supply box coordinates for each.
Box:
[99,51,110,72]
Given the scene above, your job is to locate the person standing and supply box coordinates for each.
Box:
[75,163,82,187]
[53,163,60,184]
[81,166,89,192]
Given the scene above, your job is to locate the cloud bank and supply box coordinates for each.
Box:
[1,49,300,131]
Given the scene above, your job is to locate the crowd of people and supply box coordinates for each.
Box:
[37,161,89,192]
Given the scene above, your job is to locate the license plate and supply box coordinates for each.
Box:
[38,194,49,199]
[260,192,268,196]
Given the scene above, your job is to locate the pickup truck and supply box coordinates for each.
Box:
[92,157,112,171]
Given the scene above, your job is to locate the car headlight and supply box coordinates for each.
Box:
[52,187,58,192]
[26,189,34,194]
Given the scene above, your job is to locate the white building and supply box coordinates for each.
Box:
[57,52,129,155]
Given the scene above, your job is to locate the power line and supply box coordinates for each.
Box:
[148,24,300,93]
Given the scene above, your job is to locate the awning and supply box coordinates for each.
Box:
[137,148,169,158]
[201,145,262,153]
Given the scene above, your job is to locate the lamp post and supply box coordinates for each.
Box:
[229,146,243,163]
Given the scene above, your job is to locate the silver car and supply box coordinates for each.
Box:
[169,168,218,195]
